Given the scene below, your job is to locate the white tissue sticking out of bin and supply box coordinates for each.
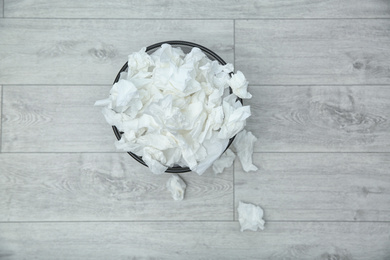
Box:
[233,130,258,172]
[166,174,187,201]
[237,201,265,232]
[228,71,252,99]
[212,148,236,174]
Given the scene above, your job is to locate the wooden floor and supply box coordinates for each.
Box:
[1,1,390,259]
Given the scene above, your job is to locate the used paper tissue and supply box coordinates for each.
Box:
[166,174,187,201]
[233,130,258,172]
[212,148,235,174]
[237,201,265,232]
[95,44,257,175]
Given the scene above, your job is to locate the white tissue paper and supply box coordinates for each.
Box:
[237,201,265,232]
[166,174,187,201]
[95,44,257,175]
[228,71,252,99]
[212,148,236,174]
[233,130,258,172]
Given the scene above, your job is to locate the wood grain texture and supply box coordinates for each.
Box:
[236,20,390,85]
[4,85,390,153]
[0,153,233,221]
[246,85,390,152]
[235,153,390,221]
[1,2,390,258]
[2,85,117,152]
[0,19,233,85]
[1,222,389,259]
[4,0,390,18]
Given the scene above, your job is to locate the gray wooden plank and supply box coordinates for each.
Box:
[0,222,389,259]
[0,19,233,85]
[2,85,117,152]
[236,20,390,85]
[235,153,390,221]
[4,0,390,18]
[246,85,390,152]
[4,85,390,153]
[0,153,233,221]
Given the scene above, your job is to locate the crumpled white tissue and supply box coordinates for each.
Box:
[142,146,168,174]
[218,95,251,139]
[233,130,258,172]
[228,71,252,99]
[166,174,187,201]
[95,44,256,175]
[191,134,229,175]
[212,148,236,174]
[237,201,265,232]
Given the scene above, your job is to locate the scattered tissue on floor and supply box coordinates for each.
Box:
[237,201,265,232]
[166,174,186,201]
[95,44,257,175]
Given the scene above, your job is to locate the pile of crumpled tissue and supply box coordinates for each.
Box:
[95,44,257,175]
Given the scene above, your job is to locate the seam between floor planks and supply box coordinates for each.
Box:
[2,17,390,20]
[0,85,2,152]
[233,19,236,71]
[1,220,390,223]
[233,160,235,221]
